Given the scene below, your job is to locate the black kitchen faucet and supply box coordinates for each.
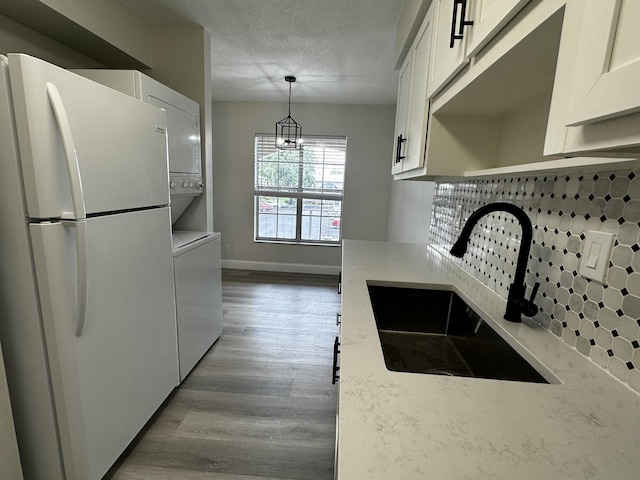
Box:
[450,202,540,323]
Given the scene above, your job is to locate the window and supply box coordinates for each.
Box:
[254,134,347,245]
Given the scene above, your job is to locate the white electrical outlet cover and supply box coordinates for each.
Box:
[578,230,615,284]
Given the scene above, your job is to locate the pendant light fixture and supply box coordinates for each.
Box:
[275,75,303,149]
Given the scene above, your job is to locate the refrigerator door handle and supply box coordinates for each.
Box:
[62,220,89,336]
[46,82,86,220]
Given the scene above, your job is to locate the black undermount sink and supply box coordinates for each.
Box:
[368,283,549,383]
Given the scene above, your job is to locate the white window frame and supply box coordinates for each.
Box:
[254,134,347,245]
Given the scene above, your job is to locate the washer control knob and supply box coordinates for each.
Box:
[169,181,176,189]
[195,179,203,190]
[183,180,190,189]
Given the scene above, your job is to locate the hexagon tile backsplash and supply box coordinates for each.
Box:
[429,167,640,393]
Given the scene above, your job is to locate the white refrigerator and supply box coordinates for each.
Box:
[72,68,225,382]
[0,54,179,480]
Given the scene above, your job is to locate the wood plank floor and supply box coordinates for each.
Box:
[104,270,341,480]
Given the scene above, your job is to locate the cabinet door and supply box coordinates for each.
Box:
[466,0,530,56]
[427,0,473,98]
[392,53,413,175]
[403,7,435,172]
[566,0,640,126]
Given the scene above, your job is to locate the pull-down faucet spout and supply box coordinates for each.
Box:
[450,202,539,323]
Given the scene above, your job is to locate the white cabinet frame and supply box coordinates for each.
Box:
[566,0,640,126]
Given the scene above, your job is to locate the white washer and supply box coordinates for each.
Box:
[173,231,223,381]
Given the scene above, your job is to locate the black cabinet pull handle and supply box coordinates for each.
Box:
[337,271,342,294]
[450,0,474,48]
[395,134,406,164]
[332,336,341,384]
[336,312,341,325]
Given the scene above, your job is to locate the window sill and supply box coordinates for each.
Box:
[254,239,341,247]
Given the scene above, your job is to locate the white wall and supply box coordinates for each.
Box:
[212,101,395,274]
[387,179,435,244]
[40,0,152,65]
[0,342,23,480]
[0,14,104,67]
[0,0,151,67]
[147,26,213,233]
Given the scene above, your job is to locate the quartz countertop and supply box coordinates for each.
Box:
[337,240,640,479]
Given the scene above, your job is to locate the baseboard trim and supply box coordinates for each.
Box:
[221,260,340,276]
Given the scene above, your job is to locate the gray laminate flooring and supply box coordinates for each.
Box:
[104,269,340,480]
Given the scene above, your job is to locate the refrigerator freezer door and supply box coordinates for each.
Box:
[69,69,201,176]
[174,234,223,380]
[8,53,170,220]
[29,207,178,480]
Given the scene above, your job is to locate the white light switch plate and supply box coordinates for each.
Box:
[578,230,615,284]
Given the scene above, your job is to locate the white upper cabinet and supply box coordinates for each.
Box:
[393,0,640,179]
[428,0,529,98]
[404,8,435,172]
[466,0,531,56]
[565,0,640,126]
[393,6,435,174]
[545,0,640,157]
[392,54,413,175]
[428,0,472,98]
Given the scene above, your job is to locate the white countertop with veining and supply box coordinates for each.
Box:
[337,240,640,480]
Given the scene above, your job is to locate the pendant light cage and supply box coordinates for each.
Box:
[275,76,303,150]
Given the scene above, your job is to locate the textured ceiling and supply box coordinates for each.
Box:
[117,0,405,105]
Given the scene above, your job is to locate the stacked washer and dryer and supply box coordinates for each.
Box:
[75,69,223,381]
